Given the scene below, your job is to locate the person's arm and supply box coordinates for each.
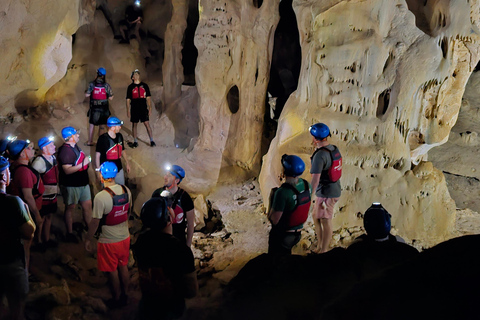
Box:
[310,173,320,200]
[19,203,35,240]
[186,209,195,247]
[95,151,102,180]
[84,218,100,252]
[181,271,198,299]
[21,188,43,224]
[268,210,283,226]
[146,96,152,115]
[62,158,90,175]
[126,99,131,119]
[122,150,131,174]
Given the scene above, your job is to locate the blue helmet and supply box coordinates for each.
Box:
[7,140,30,159]
[107,116,123,127]
[97,67,107,76]
[364,203,392,239]
[0,156,10,172]
[309,123,330,140]
[61,127,78,140]
[281,154,305,177]
[98,161,118,179]
[169,165,185,183]
[140,197,170,230]
[38,136,54,149]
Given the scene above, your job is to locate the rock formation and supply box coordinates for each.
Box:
[260,0,480,246]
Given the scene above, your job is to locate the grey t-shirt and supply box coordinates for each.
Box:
[310,145,342,198]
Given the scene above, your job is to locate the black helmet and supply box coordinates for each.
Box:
[364,202,391,239]
[140,197,170,230]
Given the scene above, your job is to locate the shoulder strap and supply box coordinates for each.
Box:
[103,187,116,198]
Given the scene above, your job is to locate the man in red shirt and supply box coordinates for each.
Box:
[7,139,45,264]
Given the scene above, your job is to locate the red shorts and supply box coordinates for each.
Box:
[97,237,130,272]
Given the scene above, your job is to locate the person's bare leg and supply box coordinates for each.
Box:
[320,218,333,253]
[144,121,153,140]
[118,264,130,298]
[132,123,138,141]
[23,240,32,271]
[65,204,76,234]
[98,124,106,137]
[314,218,323,253]
[43,214,52,242]
[36,217,44,244]
[108,270,121,300]
[6,294,26,320]
[80,200,93,226]
[88,124,95,145]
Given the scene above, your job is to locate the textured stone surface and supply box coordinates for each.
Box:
[260,0,480,245]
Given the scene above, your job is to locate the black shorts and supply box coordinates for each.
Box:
[130,106,149,123]
[89,107,110,125]
[40,201,58,217]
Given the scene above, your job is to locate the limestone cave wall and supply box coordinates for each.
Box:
[260,0,480,245]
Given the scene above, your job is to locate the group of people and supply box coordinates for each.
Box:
[85,67,155,148]
[267,122,343,255]
[0,125,198,319]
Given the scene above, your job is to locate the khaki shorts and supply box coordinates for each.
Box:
[60,185,91,206]
[314,197,339,219]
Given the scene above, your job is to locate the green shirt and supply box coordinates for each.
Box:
[272,179,311,229]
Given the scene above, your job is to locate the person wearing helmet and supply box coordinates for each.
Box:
[268,154,312,254]
[309,123,342,254]
[85,161,132,308]
[119,1,143,44]
[7,139,45,259]
[347,203,419,277]
[126,69,155,148]
[133,197,198,319]
[57,127,92,243]
[95,117,131,185]
[151,165,195,247]
[31,136,58,249]
[85,67,114,146]
[0,156,36,320]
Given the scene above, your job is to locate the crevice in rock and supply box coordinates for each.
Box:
[182,0,199,85]
[443,171,480,182]
[376,88,391,118]
[227,85,240,114]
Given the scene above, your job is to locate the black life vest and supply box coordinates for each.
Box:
[34,155,58,204]
[311,145,342,182]
[102,185,130,226]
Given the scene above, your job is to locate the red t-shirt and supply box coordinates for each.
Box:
[10,165,45,211]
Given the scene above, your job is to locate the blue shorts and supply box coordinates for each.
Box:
[0,259,29,300]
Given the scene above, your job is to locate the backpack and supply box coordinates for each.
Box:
[312,145,342,182]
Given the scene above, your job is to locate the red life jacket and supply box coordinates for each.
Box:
[279,179,311,228]
[92,82,107,100]
[9,164,44,201]
[105,135,123,160]
[312,145,342,183]
[103,185,130,226]
[131,84,147,99]
[71,145,89,171]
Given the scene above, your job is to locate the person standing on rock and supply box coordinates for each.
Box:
[7,139,45,261]
[126,69,155,148]
[0,156,36,320]
[268,154,311,255]
[85,161,132,308]
[151,165,195,247]
[57,127,93,243]
[85,67,114,146]
[31,136,59,249]
[95,116,131,185]
[309,123,342,253]
[133,197,198,319]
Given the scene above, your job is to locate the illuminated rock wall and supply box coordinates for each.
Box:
[260,0,480,245]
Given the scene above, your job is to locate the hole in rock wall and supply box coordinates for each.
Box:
[405,0,433,36]
[440,37,448,59]
[253,0,263,8]
[266,0,301,121]
[182,0,199,85]
[227,85,240,114]
[376,88,391,118]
